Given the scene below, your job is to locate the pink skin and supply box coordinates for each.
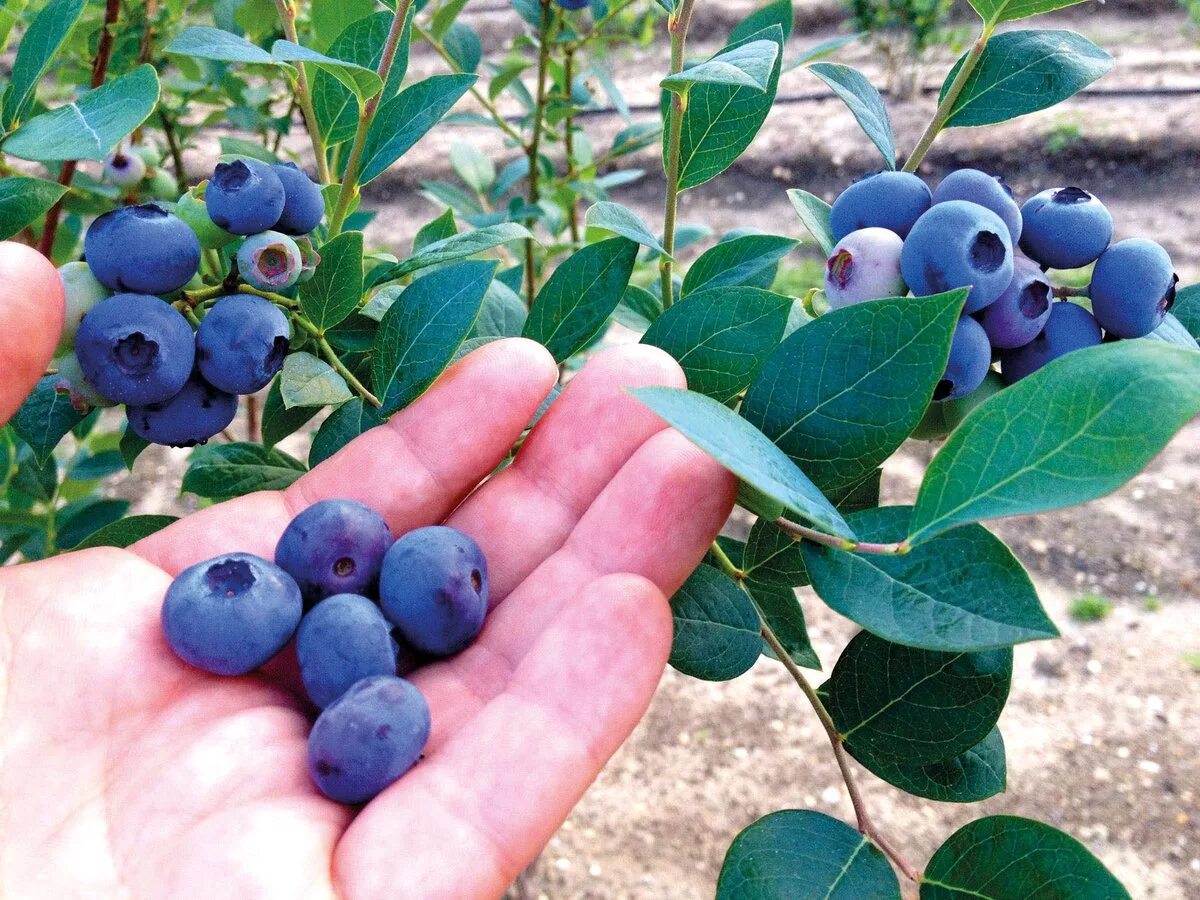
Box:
[823,227,906,310]
[0,332,735,898]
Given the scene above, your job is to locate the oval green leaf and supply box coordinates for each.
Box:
[300,231,364,330]
[360,74,476,184]
[669,564,762,681]
[968,0,1092,25]
[786,189,835,257]
[662,39,779,94]
[681,234,798,297]
[280,352,353,409]
[73,514,179,550]
[864,727,1006,804]
[585,201,669,257]
[310,397,387,467]
[182,443,307,500]
[808,63,895,169]
[271,39,383,102]
[747,579,820,670]
[0,177,68,241]
[1,0,87,131]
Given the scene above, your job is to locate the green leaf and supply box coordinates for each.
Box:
[823,630,1012,767]
[743,518,808,587]
[718,810,900,900]
[360,74,476,184]
[313,11,397,147]
[3,65,161,162]
[311,0,376,51]
[909,342,1200,544]
[585,201,669,257]
[10,376,83,465]
[120,426,149,470]
[786,189,836,256]
[662,39,779,94]
[218,136,278,164]
[613,284,663,332]
[730,0,794,44]
[669,564,762,681]
[865,727,1006,803]
[183,442,307,499]
[748,579,820,670]
[10,452,56,503]
[55,499,131,550]
[808,63,894,169]
[279,352,353,408]
[804,506,1057,652]
[471,281,527,339]
[414,208,459,251]
[300,231,364,330]
[741,291,966,495]
[309,397,387,467]
[0,177,66,240]
[373,260,494,413]
[922,816,1130,899]
[968,0,1092,25]
[1,0,87,131]
[271,40,384,102]
[1143,312,1199,350]
[681,234,797,296]
[165,26,276,64]
[642,286,790,403]
[523,237,639,362]
[444,21,482,73]
[631,386,853,540]
[73,514,179,550]
[449,142,494,193]
[941,30,1113,128]
[378,223,532,280]
[67,450,125,482]
[261,378,320,449]
[1169,284,1200,339]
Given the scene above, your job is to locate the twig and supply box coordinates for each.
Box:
[273,0,331,183]
[774,515,910,556]
[564,38,580,244]
[292,316,382,408]
[158,109,188,192]
[657,0,697,309]
[524,0,555,304]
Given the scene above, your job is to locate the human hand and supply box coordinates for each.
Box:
[0,326,735,898]
[0,241,65,423]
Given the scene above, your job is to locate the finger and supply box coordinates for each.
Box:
[0,241,64,424]
[335,573,672,900]
[448,343,686,603]
[134,338,557,574]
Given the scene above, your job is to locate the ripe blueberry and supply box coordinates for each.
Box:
[829,171,932,241]
[84,204,201,294]
[57,261,109,354]
[379,526,488,657]
[297,594,400,708]
[103,151,146,188]
[307,675,431,804]
[1000,301,1102,383]
[936,316,992,401]
[823,227,906,309]
[126,368,238,447]
[195,294,290,395]
[206,159,286,235]
[1019,187,1112,270]
[931,168,1022,244]
[1089,238,1178,339]
[52,351,116,412]
[275,499,393,606]
[977,258,1053,349]
[176,188,236,249]
[74,293,195,405]
[237,231,303,291]
[557,0,592,8]
[271,162,325,235]
[162,553,303,676]
[900,200,1014,313]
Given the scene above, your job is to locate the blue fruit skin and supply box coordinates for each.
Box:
[206,159,286,235]
[1019,187,1113,270]
[297,594,399,708]
[937,316,992,401]
[557,0,591,7]
[196,294,290,394]
[84,205,200,294]
[932,169,1022,244]
[829,171,932,241]
[379,526,488,657]
[900,200,1014,313]
[308,675,431,804]
[1000,301,1102,383]
[1089,238,1178,339]
[271,163,325,235]
[275,499,394,606]
[126,368,238,447]
[74,293,195,405]
[977,258,1053,349]
[162,553,303,675]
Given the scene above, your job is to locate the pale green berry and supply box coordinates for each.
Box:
[57,261,109,354]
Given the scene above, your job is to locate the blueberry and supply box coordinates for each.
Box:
[931,168,1022,244]
[52,351,117,412]
[162,553,303,676]
[84,204,201,294]
[900,200,1014,313]
[237,231,303,291]
[275,499,393,606]
[1089,238,1178,339]
[206,159,286,235]
[307,675,431,804]
[126,368,238,447]
[195,294,290,395]
[74,293,195,405]
[57,261,109,354]
[176,189,236,250]
[379,526,488,657]
[129,141,165,169]
[271,163,325,235]
[1000,301,1102,383]
[556,0,591,7]
[297,594,399,708]
[823,227,906,309]
[936,316,992,401]
[942,370,1004,431]
[977,258,1053,349]
[829,171,932,241]
[1019,187,1112,270]
[103,150,146,188]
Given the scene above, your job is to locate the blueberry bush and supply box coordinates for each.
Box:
[1,0,1197,894]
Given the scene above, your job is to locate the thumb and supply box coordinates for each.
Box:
[0,241,64,424]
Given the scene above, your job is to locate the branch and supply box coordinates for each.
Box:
[774,516,910,556]
[273,0,331,184]
[524,0,555,303]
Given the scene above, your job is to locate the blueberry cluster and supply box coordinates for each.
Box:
[53,158,325,447]
[161,499,491,804]
[823,170,1179,418]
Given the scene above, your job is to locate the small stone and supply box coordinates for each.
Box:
[821,786,841,805]
[1086,659,1103,675]
[1138,760,1161,775]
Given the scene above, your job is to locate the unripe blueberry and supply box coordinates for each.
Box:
[1019,187,1112,270]
[1000,301,1102,383]
[206,158,286,235]
[103,151,146,187]
[57,261,109,354]
[74,293,195,405]
[275,499,394,607]
[176,188,237,249]
[52,351,117,412]
[977,258,1053,349]
[1089,238,1178,339]
[145,168,179,201]
[294,235,321,283]
[84,204,201,294]
[297,594,399,708]
[901,201,1014,313]
[937,315,992,401]
[823,227,906,309]
[126,369,238,447]
[129,141,165,169]
[830,171,932,241]
[932,168,1022,244]
[237,231,303,291]
[271,162,325,235]
[942,370,1004,430]
[195,294,291,395]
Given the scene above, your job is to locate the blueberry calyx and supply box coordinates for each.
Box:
[826,249,854,288]
[205,558,256,597]
[1052,186,1092,205]
[114,332,159,375]
[1019,281,1051,320]
[970,231,1006,273]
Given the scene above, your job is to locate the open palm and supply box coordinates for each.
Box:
[0,338,735,899]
